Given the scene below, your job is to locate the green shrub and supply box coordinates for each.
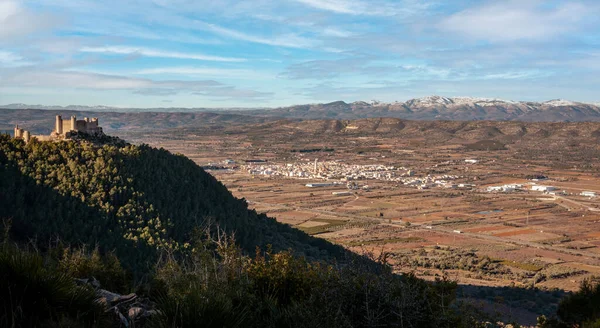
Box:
[0,243,108,327]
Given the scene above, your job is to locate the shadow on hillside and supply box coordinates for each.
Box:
[118,144,365,265]
[0,160,154,273]
[0,142,374,274]
[458,283,566,326]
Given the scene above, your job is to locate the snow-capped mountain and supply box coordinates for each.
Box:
[399,96,592,108]
[403,96,522,108]
[3,96,600,121]
[269,96,600,121]
[541,99,581,107]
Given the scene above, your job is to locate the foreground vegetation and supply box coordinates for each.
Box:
[1,226,480,327]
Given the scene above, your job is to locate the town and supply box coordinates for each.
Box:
[239,159,465,190]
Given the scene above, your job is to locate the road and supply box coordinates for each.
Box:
[552,195,600,212]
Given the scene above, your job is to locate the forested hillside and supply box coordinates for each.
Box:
[0,135,346,272]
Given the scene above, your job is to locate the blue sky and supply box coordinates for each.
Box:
[1,0,599,108]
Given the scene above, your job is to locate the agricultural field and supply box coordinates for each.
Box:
[121,118,600,322]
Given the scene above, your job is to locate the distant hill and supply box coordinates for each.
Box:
[4,95,600,122]
[0,108,280,135]
[212,116,600,141]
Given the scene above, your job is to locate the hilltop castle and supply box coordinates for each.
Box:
[14,115,104,143]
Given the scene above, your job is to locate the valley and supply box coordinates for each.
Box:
[116,117,600,322]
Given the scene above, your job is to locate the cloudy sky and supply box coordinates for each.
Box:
[1,0,599,107]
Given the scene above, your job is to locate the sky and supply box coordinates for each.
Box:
[0,0,599,108]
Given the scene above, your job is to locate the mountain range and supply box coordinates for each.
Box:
[257,96,600,121]
[3,95,600,123]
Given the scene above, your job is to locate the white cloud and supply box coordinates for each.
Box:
[481,71,549,80]
[294,0,432,17]
[0,70,151,89]
[322,27,353,38]
[79,46,246,62]
[196,21,316,48]
[295,0,365,15]
[0,69,272,99]
[0,0,60,40]
[0,50,31,67]
[439,1,591,42]
[0,0,19,20]
[136,67,274,80]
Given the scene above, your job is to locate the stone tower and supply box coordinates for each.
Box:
[55,115,63,135]
[70,116,76,131]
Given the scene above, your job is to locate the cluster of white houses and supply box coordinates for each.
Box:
[243,160,409,182]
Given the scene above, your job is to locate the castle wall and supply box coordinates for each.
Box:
[33,135,52,142]
[75,120,87,131]
[61,121,71,133]
[87,121,98,129]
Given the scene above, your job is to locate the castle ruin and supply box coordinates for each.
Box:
[14,115,104,143]
[53,115,103,137]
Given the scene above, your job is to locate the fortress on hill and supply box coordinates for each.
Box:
[14,115,104,143]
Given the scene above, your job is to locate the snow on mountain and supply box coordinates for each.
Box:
[405,95,454,106]
[542,99,580,107]
[453,97,519,106]
[1,103,31,109]
[397,96,600,110]
[403,95,519,108]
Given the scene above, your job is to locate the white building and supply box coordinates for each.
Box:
[486,184,519,192]
[581,191,597,197]
[531,185,556,192]
[465,159,478,164]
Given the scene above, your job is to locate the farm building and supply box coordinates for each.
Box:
[531,185,556,192]
[581,191,597,197]
[486,184,522,192]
